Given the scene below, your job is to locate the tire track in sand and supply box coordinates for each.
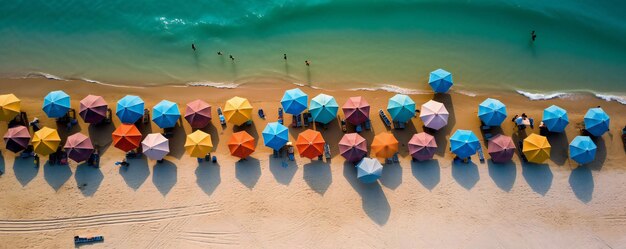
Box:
[177,231,241,246]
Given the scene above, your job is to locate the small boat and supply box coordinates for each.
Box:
[74,236,104,244]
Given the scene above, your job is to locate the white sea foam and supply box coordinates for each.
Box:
[291,82,325,90]
[25,72,66,81]
[349,84,429,95]
[594,93,626,105]
[186,81,240,89]
[515,90,569,100]
[292,82,305,87]
[453,90,478,97]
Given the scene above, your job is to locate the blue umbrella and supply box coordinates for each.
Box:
[450,129,480,159]
[584,107,610,136]
[152,100,181,128]
[387,94,415,123]
[42,90,70,118]
[428,69,453,93]
[542,105,569,133]
[281,88,308,115]
[262,122,289,151]
[310,94,338,124]
[356,157,383,183]
[478,98,507,126]
[569,136,597,164]
[116,95,145,124]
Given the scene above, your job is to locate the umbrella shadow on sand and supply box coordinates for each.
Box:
[587,136,607,171]
[521,162,553,196]
[13,158,38,186]
[166,123,187,159]
[411,159,440,191]
[547,132,569,166]
[200,123,221,154]
[195,160,221,196]
[391,121,417,157]
[74,163,103,197]
[44,162,73,191]
[0,157,4,177]
[303,160,332,195]
[119,156,150,190]
[379,161,402,190]
[235,157,261,189]
[487,160,516,192]
[343,162,390,226]
[269,154,298,186]
[88,123,116,155]
[569,166,594,203]
[152,160,177,196]
[313,119,342,159]
[451,160,479,190]
[431,93,456,157]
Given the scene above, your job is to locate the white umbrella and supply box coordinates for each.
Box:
[419,100,449,130]
[141,133,169,160]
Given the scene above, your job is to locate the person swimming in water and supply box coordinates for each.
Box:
[531,31,537,41]
[217,51,222,56]
[284,54,287,60]
[305,60,310,66]
[229,55,235,61]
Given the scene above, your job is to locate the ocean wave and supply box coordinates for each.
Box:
[594,94,626,105]
[291,82,324,90]
[349,84,430,95]
[25,72,66,81]
[453,90,478,97]
[516,89,626,105]
[515,90,569,100]
[186,81,240,89]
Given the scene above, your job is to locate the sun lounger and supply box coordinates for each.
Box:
[292,114,302,128]
[324,143,331,159]
[212,156,217,163]
[364,119,371,130]
[356,124,363,133]
[392,153,399,163]
[477,147,485,163]
[217,107,226,125]
[379,109,392,128]
[74,236,104,244]
[258,109,265,119]
[393,121,405,130]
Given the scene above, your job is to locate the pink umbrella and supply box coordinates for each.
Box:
[408,132,437,161]
[342,96,370,125]
[79,95,108,124]
[4,126,30,153]
[185,99,212,129]
[488,134,515,163]
[339,133,368,163]
[64,133,95,163]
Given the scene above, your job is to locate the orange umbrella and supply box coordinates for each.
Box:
[112,124,142,152]
[296,129,325,159]
[228,131,256,158]
[371,132,399,159]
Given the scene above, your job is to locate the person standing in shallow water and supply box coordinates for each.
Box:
[531,31,537,41]
[229,55,235,61]
[305,60,310,66]
[284,54,287,60]
[191,43,196,51]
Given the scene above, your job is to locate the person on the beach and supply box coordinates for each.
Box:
[305,60,310,66]
[192,43,196,51]
[217,51,223,56]
[284,54,287,60]
[531,31,536,41]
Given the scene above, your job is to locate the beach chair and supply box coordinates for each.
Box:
[258,109,265,119]
[477,147,485,163]
[356,124,363,133]
[392,153,399,163]
[364,119,371,130]
[217,108,226,125]
[393,121,405,130]
[324,143,331,159]
[142,109,150,124]
[163,127,174,138]
[379,109,392,128]
[212,156,217,163]
[29,118,41,132]
[341,119,347,132]
[74,236,104,245]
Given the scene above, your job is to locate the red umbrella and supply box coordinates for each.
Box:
[3,125,30,153]
[339,133,367,163]
[296,129,325,159]
[342,96,370,125]
[79,95,108,124]
[228,131,256,159]
[64,133,94,162]
[185,99,212,129]
[488,134,516,163]
[408,132,437,161]
[112,124,142,152]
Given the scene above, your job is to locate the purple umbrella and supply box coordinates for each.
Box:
[3,126,30,153]
[64,133,95,163]
[342,96,370,125]
[408,132,437,161]
[487,134,515,163]
[339,133,368,163]
[79,95,108,124]
[185,99,212,129]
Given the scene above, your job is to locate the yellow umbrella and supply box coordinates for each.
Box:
[185,130,213,158]
[223,96,253,126]
[0,94,21,121]
[522,133,551,164]
[32,127,61,156]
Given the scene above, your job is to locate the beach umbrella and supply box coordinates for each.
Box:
[141,133,169,161]
[42,90,70,118]
[371,133,399,159]
[281,88,308,115]
[112,124,142,152]
[0,93,21,122]
[342,96,370,125]
[339,133,368,163]
[569,136,597,165]
[116,95,144,124]
[408,132,437,161]
[542,105,569,133]
[356,158,383,183]
[185,130,213,158]
[487,134,515,163]
[522,133,551,164]
[295,129,325,159]
[309,94,339,124]
[428,69,453,93]
[450,129,480,159]
[262,122,289,151]
[184,99,211,129]
[419,100,449,130]
[3,125,30,153]
[152,100,180,129]
[584,107,610,137]
[79,95,108,124]
[64,133,94,163]
[228,131,256,159]
[32,127,61,156]
[478,98,507,126]
[387,94,416,123]
[223,96,253,126]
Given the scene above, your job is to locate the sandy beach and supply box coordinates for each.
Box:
[0,78,625,248]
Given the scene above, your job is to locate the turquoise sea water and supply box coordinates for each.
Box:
[1,0,625,96]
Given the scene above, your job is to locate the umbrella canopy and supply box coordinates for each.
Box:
[185,130,213,158]
[141,133,170,160]
[450,129,480,159]
[371,133,399,159]
[0,93,21,122]
[420,100,449,130]
[64,133,94,162]
[339,133,368,163]
[32,127,61,156]
[152,100,181,128]
[522,133,551,164]
[356,158,383,183]
[228,131,256,158]
[296,129,325,159]
[478,98,507,126]
[569,136,597,165]
[387,94,416,123]
[281,88,308,115]
[310,94,338,124]
[342,96,370,125]
[3,125,30,153]
[223,96,253,126]
[428,69,453,93]
[42,90,70,118]
[79,95,108,124]
[408,132,437,161]
[584,107,610,137]
[262,122,289,151]
[487,134,515,163]
[112,124,142,152]
[184,99,212,129]
[542,105,569,133]
[116,95,144,124]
